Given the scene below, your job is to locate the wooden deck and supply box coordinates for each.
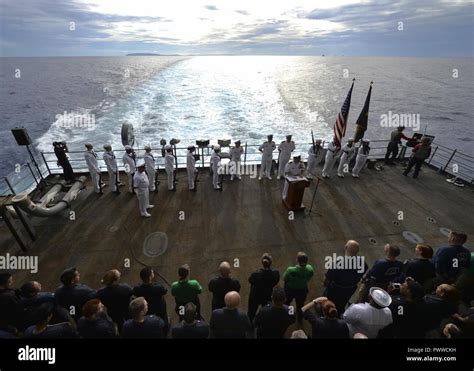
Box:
[1,162,473,323]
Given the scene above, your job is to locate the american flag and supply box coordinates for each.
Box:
[333,79,355,147]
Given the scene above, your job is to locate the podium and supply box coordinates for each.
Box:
[283,175,310,211]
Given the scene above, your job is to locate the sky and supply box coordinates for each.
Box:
[0,0,473,57]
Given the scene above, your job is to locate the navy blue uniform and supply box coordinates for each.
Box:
[433,245,471,281]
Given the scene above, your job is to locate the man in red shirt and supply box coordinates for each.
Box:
[403,137,432,178]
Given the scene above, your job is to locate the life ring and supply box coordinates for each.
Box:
[121,123,135,146]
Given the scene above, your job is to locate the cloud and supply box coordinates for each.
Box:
[204,5,218,11]
[0,0,472,56]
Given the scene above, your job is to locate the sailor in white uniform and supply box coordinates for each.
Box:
[352,139,371,178]
[229,140,244,180]
[337,138,356,178]
[282,154,306,200]
[84,143,102,193]
[306,139,324,179]
[134,160,154,217]
[144,145,157,192]
[210,145,222,190]
[103,144,120,192]
[277,135,295,179]
[322,139,341,179]
[186,146,197,191]
[258,135,276,180]
[123,145,136,193]
[164,145,175,191]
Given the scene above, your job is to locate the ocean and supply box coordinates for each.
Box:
[0,56,473,177]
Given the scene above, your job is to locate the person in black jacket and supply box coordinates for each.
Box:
[77,299,117,338]
[302,297,349,338]
[0,273,23,332]
[254,286,294,338]
[133,267,168,325]
[209,291,251,338]
[247,253,280,323]
[208,261,241,310]
[172,302,210,339]
[53,141,75,183]
[97,269,133,331]
[397,243,435,288]
[55,267,96,321]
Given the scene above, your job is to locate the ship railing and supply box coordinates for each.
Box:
[1,139,472,196]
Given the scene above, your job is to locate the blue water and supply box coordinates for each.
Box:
[0,56,473,177]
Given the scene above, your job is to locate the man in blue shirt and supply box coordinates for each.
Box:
[358,244,403,302]
[433,231,470,283]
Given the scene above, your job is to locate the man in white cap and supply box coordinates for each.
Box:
[84,143,103,193]
[277,135,295,180]
[229,140,244,181]
[210,145,222,190]
[282,154,306,200]
[186,146,197,191]
[322,139,341,179]
[144,145,157,192]
[343,287,393,338]
[306,139,323,179]
[164,145,175,191]
[133,160,154,217]
[103,144,120,192]
[258,135,276,180]
[123,145,136,193]
[352,139,371,178]
[337,138,356,178]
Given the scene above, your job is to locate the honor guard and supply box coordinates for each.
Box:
[103,144,120,192]
[164,145,175,191]
[144,145,157,192]
[123,145,136,193]
[277,135,295,179]
[229,140,244,180]
[258,135,276,180]
[282,154,306,200]
[322,139,341,179]
[352,139,371,178]
[211,145,221,190]
[186,146,198,191]
[84,143,103,193]
[337,138,356,178]
[134,160,154,218]
[306,139,323,179]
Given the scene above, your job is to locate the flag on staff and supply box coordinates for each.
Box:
[354,81,373,142]
[333,78,355,147]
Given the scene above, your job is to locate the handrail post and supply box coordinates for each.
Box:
[26,161,39,186]
[40,151,52,176]
[4,176,16,195]
[428,145,438,164]
[443,149,457,172]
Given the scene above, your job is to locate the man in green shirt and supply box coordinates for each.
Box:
[283,252,314,322]
[171,264,203,320]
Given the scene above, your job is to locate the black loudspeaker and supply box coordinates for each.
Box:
[11,128,32,146]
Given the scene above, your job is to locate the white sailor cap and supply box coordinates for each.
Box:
[103,143,112,150]
[369,287,392,307]
[348,138,355,142]
[124,145,132,150]
[144,145,151,151]
[213,145,221,151]
[362,138,371,143]
[164,144,172,150]
[136,159,146,168]
[292,153,302,159]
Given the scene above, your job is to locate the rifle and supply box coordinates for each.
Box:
[154,167,160,193]
[311,129,316,152]
[193,168,199,191]
[98,172,103,194]
[115,170,120,193]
